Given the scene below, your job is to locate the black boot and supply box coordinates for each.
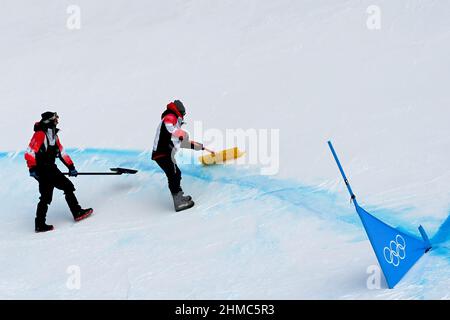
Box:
[35,218,54,233]
[35,201,53,233]
[172,192,195,212]
[73,208,94,222]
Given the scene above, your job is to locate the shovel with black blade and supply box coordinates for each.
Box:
[63,167,138,176]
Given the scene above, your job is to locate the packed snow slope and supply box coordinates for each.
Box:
[1,150,450,299]
[0,0,449,299]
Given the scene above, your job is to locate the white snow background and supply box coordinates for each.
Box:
[0,0,449,299]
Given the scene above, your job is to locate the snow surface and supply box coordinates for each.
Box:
[0,0,449,299]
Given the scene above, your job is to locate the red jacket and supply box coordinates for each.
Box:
[25,122,74,170]
[152,102,203,160]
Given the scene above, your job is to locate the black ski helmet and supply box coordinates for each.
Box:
[174,100,186,116]
[41,111,58,124]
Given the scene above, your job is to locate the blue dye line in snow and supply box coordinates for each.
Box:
[3,148,450,250]
[75,149,449,239]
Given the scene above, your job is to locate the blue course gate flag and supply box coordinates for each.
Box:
[327,141,432,289]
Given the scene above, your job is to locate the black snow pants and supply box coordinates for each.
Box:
[154,156,182,195]
[35,165,81,223]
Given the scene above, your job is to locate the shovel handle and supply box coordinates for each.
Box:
[63,172,121,176]
[204,147,216,155]
[63,167,138,176]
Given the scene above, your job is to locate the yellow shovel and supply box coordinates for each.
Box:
[199,147,245,165]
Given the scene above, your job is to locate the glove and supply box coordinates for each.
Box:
[68,166,78,177]
[29,168,39,181]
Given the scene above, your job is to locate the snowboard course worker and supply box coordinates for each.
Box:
[25,112,93,233]
[152,100,214,212]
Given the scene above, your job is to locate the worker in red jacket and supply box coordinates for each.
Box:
[152,100,214,212]
[25,112,93,232]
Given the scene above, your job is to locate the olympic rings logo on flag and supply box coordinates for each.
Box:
[383,235,406,267]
